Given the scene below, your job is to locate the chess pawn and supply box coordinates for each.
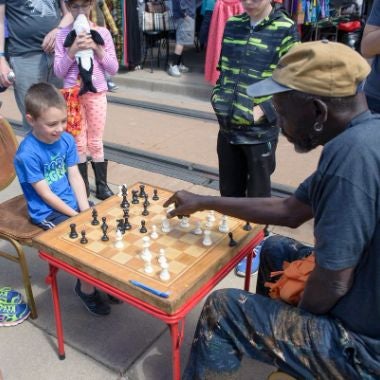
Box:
[208,210,216,223]
[179,216,190,228]
[150,225,159,239]
[141,235,151,256]
[192,221,203,235]
[202,229,213,246]
[218,215,230,233]
[114,229,124,249]
[161,216,171,233]
[159,261,170,281]
[205,215,214,229]
[144,261,154,274]
[158,248,167,265]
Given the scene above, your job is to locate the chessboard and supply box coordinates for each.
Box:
[34,183,262,313]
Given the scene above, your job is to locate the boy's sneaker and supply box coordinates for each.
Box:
[167,64,181,77]
[235,239,265,277]
[107,80,118,92]
[74,280,111,316]
[0,287,22,304]
[0,301,30,327]
[178,63,189,73]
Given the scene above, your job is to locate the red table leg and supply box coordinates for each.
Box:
[169,319,185,380]
[45,264,66,360]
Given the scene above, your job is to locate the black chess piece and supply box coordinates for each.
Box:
[144,194,150,206]
[124,217,131,230]
[69,223,78,239]
[120,194,129,209]
[243,221,252,231]
[101,225,109,241]
[91,209,99,226]
[228,232,237,247]
[123,208,129,218]
[139,184,146,198]
[101,216,107,230]
[139,220,147,233]
[142,203,149,216]
[80,230,88,244]
[152,189,159,201]
[117,218,125,234]
[132,190,139,204]
[121,184,128,197]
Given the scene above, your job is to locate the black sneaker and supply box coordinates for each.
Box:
[107,294,122,304]
[74,280,111,316]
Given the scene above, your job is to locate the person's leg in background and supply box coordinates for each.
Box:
[167,16,195,77]
[10,53,62,132]
[81,92,114,200]
[217,131,247,197]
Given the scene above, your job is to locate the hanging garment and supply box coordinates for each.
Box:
[204,0,243,85]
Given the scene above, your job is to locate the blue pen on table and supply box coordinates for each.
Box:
[130,280,170,298]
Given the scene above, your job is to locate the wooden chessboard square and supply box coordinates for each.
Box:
[167,229,185,239]
[170,240,192,251]
[168,260,187,273]
[164,248,182,260]
[176,253,197,266]
[86,241,108,253]
[184,245,204,257]
[127,256,145,270]
[124,233,143,244]
[178,233,201,245]
[137,264,161,277]
[111,252,132,264]
[107,207,123,217]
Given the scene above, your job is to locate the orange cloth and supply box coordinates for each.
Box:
[204,0,243,85]
[265,254,315,306]
[61,85,82,137]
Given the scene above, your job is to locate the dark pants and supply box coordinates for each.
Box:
[217,132,277,198]
[366,95,380,114]
[182,236,375,380]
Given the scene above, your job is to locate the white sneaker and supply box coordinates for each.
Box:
[167,65,181,77]
[178,63,189,73]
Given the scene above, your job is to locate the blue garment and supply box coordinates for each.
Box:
[172,0,196,19]
[183,236,380,379]
[364,0,380,109]
[14,132,79,224]
[295,111,380,339]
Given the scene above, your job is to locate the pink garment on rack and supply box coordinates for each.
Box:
[204,0,244,85]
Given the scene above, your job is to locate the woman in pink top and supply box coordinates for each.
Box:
[54,0,119,200]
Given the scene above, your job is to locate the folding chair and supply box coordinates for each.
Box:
[0,118,42,319]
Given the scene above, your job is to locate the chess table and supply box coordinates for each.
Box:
[34,183,264,380]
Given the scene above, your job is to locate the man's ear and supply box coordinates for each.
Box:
[313,98,328,124]
[25,113,35,127]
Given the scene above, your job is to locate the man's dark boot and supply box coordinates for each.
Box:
[91,160,114,200]
[77,162,90,197]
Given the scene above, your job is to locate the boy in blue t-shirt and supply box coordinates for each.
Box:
[14,82,113,316]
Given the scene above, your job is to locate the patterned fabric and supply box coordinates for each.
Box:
[183,236,380,379]
[211,10,298,143]
[61,85,82,136]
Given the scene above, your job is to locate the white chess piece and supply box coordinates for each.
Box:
[179,216,190,228]
[158,248,167,265]
[192,221,203,235]
[218,215,230,233]
[161,216,171,233]
[141,236,152,262]
[144,261,154,274]
[208,210,216,222]
[202,229,213,246]
[159,261,171,281]
[205,214,214,229]
[150,225,159,239]
[114,229,124,249]
[118,185,123,197]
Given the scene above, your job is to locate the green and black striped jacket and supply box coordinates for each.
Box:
[211,10,299,144]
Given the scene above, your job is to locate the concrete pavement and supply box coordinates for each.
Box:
[0,59,315,380]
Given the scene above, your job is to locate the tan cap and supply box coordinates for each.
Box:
[247,40,371,98]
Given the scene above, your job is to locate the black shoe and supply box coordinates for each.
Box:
[74,280,111,316]
[107,294,122,304]
[91,160,114,200]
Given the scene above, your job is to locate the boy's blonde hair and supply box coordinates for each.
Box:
[25,82,67,119]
